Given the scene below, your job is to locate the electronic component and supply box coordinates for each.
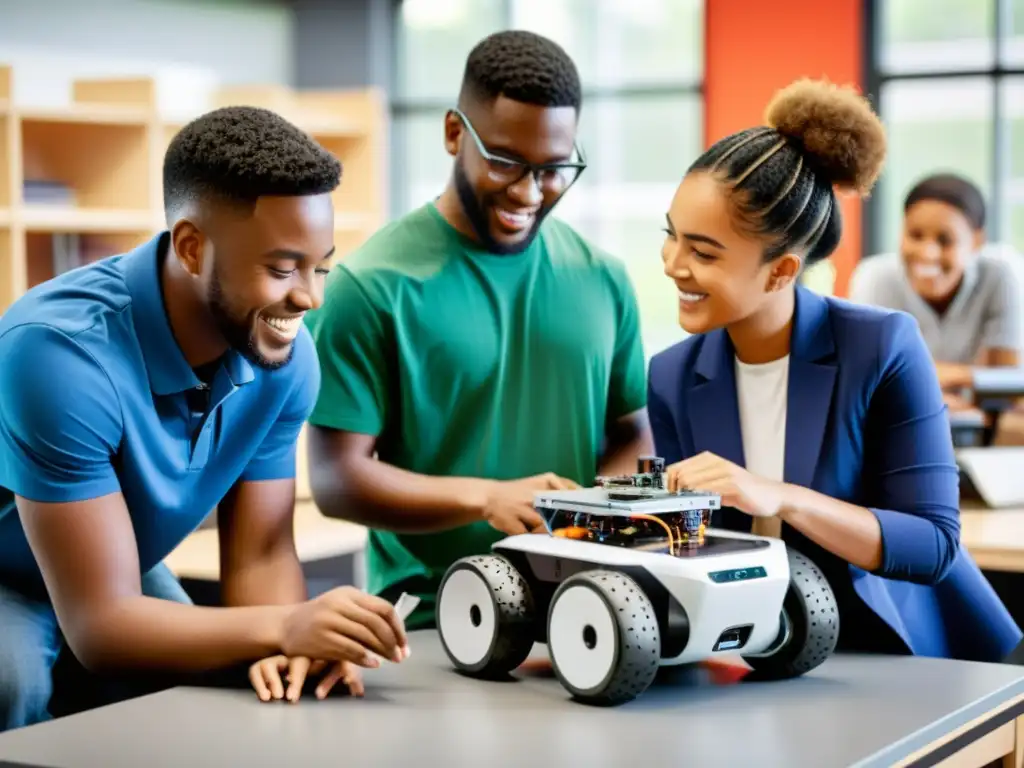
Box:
[546,456,717,554]
[435,455,840,708]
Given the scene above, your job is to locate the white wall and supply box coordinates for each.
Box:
[0,0,294,118]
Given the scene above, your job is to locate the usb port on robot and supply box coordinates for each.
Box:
[715,628,744,652]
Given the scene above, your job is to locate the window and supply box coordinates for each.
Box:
[392,0,510,215]
[392,0,704,356]
[866,0,1024,257]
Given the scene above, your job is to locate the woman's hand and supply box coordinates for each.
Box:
[665,451,788,519]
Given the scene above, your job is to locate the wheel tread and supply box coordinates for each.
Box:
[744,550,839,680]
[550,569,660,706]
[438,554,536,678]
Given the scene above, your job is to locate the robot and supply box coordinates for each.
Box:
[435,456,839,706]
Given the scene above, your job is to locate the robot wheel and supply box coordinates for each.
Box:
[435,554,536,678]
[742,549,840,679]
[547,569,661,706]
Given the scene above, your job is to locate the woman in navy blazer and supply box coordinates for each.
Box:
[647,78,1020,662]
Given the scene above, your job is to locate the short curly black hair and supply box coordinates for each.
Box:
[162,105,342,222]
[458,30,582,111]
[904,172,986,230]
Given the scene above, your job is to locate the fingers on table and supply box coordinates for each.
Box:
[318,661,364,699]
[250,655,289,702]
[285,657,318,703]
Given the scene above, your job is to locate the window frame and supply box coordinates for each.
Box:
[862,0,1024,257]
[387,0,704,219]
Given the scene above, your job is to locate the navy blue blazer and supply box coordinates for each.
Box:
[647,285,1021,663]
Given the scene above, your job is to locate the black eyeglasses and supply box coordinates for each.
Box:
[452,108,587,195]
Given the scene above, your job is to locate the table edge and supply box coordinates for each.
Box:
[853,677,1024,767]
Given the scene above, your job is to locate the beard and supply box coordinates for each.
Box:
[453,158,553,255]
[207,267,294,372]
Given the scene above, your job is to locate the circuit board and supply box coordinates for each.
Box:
[534,456,722,555]
[535,486,721,516]
[538,503,714,554]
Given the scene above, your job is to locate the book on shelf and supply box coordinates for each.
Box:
[52,233,81,276]
[23,180,76,206]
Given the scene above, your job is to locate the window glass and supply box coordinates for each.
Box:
[511,0,702,88]
[879,0,995,73]
[1002,77,1024,253]
[876,78,994,253]
[395,0,508,101]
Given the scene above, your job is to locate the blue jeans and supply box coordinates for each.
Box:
[0,562,192,732]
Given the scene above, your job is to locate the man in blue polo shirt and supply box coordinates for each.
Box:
[0,106,408,732]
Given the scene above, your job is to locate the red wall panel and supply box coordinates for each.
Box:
[704,0,866,296]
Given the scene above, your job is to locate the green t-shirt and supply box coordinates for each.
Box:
[305,202,646,628]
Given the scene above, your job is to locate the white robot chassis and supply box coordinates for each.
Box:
[436,457,840,706]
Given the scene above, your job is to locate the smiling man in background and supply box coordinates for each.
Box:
[305,30,652,629]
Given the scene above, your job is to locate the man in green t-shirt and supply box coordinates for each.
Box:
[304,30,651,629]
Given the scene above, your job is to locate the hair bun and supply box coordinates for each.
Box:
[764,78,887,196]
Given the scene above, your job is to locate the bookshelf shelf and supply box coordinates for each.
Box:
[25,231,152,289]
[0,229,11,296]
[20,206,156,233]
[334,212,371,230]
[0,64,389,314]
[17,105,154,127]
[22,120,152,212]
[0,113,9,210]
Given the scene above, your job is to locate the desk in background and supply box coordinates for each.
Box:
[164,501,368,604]
[960,501,1024,667]
[962,503,1024,573]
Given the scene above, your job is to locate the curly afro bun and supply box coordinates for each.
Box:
[688,78,889,265]
[764,78,887,196]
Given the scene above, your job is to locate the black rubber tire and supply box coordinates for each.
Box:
[436,554,536,679]
[743,549,839,680]
[547,569,661,706]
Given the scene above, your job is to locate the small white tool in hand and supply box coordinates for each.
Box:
[367,593,419,667]
[394,592,421,622]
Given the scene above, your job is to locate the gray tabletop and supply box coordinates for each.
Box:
[1,629,1024,768]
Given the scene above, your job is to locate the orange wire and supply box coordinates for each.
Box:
[630,514,675,553]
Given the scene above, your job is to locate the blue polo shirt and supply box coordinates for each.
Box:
[0,232,320,582]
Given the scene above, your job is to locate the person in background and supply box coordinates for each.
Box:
[0,106,408,732]
[849,173,1021,411]
[647,79,1020,662]
[305,30,651,630]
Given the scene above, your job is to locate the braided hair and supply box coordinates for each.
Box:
[689,79,887,266]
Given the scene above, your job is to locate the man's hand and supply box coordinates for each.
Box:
[483,473,580,535]
[665,452,787,519]
[249,655,364,702]
[280,586,409,667]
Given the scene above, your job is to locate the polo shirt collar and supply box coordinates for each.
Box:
[125,232,255,396]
